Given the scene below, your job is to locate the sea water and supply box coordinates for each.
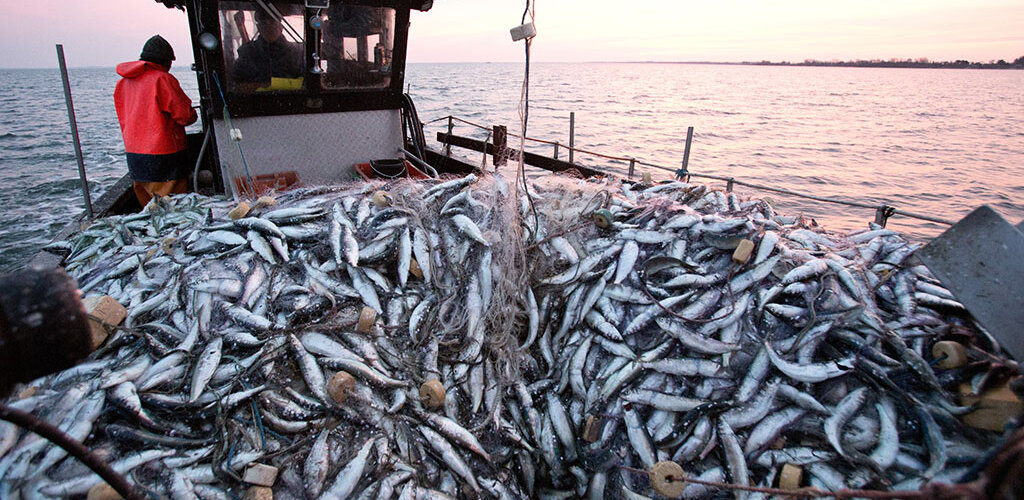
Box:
[0,63,1020,272]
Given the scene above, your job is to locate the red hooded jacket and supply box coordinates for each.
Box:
[114,61,197,155]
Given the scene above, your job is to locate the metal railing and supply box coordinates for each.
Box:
[425,114,955,228]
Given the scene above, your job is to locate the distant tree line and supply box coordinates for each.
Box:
[745,56,1024,69]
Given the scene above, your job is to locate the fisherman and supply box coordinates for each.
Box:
[114,35,198,207]
[232,8,304,91]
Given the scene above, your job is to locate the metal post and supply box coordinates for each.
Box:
[553,141,559,160]
[874,205,894,228]
[569,112,575,164]
[628,158,636,179]
[56,44,93,220]
[444,116,453,156]
[726,178,734,192]
[682,126,693,172]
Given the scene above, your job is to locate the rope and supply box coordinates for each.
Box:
[718,177,954,225]
[442,115,635,162]
[0,403,147,500]
[447,115,490,131]
[615,464,984,499]
[433,115,956,226]
[525,220,593,250]
[422,115,453,125]
[568,145,632,162]
[369,162,407,179]
[515,0,540,241]
[636,259,739,325]
[238,378,267,450]
[657,162,953,225]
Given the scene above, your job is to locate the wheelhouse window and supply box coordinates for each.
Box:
[219,2,305,93]
[321,6,395,90]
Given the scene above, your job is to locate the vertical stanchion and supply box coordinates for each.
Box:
[628,158,636,179]
[874,206,894,228]
[493,125,507,167]
[682,126,693,173]
[553,141,559,160]
[57,44,93,220]
[569,112,575,164]
[726,178,734,192]
[444,116,453,156]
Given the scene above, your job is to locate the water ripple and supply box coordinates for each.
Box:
[0,64,1021,272]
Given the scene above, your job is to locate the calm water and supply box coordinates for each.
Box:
[0,63,1021,272]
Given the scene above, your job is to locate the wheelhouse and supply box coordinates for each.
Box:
[165,0,438,198]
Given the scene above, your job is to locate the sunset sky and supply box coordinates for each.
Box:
[0,0,1021,68]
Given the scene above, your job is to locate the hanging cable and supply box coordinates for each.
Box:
[401,93,438,177]
[211,73,255,194]
[401,93,427,160]
[516,0,540,240]
[519,1,532,140]
[192,126,212,193]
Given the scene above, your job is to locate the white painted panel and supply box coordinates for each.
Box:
[214,110,402,198]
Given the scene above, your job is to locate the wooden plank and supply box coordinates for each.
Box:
[437,132,605,178]
[27,174,139,270]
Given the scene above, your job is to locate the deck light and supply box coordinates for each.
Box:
[197,32,218,51]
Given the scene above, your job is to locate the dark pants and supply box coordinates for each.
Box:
[126,150,190,206]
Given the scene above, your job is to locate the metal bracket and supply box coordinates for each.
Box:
[874,205,896,227]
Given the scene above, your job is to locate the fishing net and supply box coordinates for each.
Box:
[4,170,1014,498]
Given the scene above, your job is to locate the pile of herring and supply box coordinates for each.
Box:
[0,172,1009,499]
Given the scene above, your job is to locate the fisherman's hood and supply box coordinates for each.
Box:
[116,60,167,78]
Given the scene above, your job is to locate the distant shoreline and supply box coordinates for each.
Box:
[616,59,1024,70]
[3,59,1023,70]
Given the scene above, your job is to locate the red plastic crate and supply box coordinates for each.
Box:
[233,171,300,197]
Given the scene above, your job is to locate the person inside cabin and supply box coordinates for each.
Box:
[232,8,304,91]
[322,5,391,88]
[113,35,198,207]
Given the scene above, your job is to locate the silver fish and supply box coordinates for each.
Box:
[189,337,223,402]
[305,429,331,497]
[289,334,331,404]
[320,437,376,500]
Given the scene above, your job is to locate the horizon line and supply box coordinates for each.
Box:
[3,58,1021,70]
